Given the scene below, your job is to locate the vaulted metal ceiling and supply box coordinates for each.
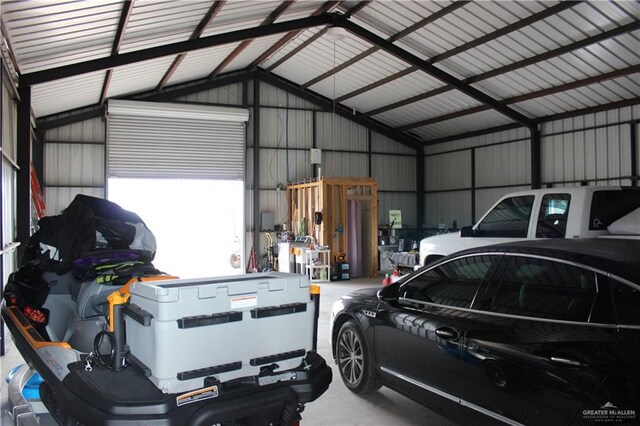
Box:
[1,0,638,144]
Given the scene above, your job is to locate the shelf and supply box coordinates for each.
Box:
[304,249,331,283]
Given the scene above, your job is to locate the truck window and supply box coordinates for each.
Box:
[589,188,640,231]
[476,195,534,238]
[536,194,570,238]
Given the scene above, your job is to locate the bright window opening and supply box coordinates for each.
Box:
[108,178,244,279]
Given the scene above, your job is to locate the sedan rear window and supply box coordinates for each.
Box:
[485,256,596,322]
[609,278,640,326]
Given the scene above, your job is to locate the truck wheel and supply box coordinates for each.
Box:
[336,321,381,394]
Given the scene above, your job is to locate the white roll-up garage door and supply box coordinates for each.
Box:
[108,100,249,179]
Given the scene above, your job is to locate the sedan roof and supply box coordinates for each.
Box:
[462,238,640,284]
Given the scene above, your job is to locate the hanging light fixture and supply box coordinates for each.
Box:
[325,26,347,41]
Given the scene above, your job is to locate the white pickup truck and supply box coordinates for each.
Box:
[419,186,640,266]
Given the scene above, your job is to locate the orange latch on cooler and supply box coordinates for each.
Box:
[107,275,178,332]
[107,289,131,332]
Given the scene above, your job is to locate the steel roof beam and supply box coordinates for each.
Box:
[99,0,134,105]
[208,1,295,79]
[399,64,640,131]
[337,1,581,103]
[301,1,469,89]
[342,1,371,18]
[35,70,255,131]
[21,14,335,86]
[266,28,328,72]
[536,96,640,123]
[257,70,421,150]
[365,20,640,117]
[425,123,526,146]
[139,71,254,102]
[340,18,537,129]
[264,1,370,72]
[156,1,227,92]
[248,1,341,71]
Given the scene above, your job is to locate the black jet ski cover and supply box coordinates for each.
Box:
[22,195,156,273]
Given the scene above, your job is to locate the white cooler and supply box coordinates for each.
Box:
[125,272,314,393]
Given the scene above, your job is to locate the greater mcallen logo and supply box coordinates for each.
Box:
[582,402,636,423]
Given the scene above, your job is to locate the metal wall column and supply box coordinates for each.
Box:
[368,129,372,178]
[416,148,425,228]
[253,79,260,257]
[17,84,31,260]
[0,63,3,356]
[471,148,476,223]
[531,127,541,189]
[312,111,317,178]
[631,121,638,186]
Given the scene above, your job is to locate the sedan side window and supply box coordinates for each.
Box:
[400,255,497,308]
[609,278,640,326]
[475,196,535,238]
[484,256,596,322]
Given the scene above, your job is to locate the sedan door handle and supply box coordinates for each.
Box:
[435,327,459,340]
[550,357,586,368]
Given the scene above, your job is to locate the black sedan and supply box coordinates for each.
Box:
[330,239,640,425]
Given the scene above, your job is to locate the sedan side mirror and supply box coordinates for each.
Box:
[460,226,475,237]
[377,283,399,302]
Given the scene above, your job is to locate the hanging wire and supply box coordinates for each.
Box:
[331,39,336,176]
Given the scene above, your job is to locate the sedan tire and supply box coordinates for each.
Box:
[336,320,382,394]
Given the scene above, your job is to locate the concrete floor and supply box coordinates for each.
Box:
[1,276,456,426]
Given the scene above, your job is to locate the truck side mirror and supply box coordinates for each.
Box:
[460,226,475,237]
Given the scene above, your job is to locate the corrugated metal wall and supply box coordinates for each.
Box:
[256,85,419,231]
[37,75,640,267]
[423,105,640,228]
[177,83,244,106]
[44,114,106,214]
[2,62,20,352]
[540,106,640,187]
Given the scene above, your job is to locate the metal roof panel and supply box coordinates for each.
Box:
[224,34,289,72]
[307,49,416,102]
[32,71,105,117]
[119,1,215,53]
[167,43,242,86]
[513,75,640,118]
[412,109,515,141]
[2,0,121,72]
[107,56,176,98]
[260,27,324,70]
[271,32,374,90]
[373,91,482,127]
[344,70,443,113]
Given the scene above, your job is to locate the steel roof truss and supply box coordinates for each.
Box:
[20,14,334,86]
[301,1,470,89]
[340,18,536,128]
[399,64,640,131]
[208,1,296,79]
[99,0,134,105]
[248,1,342,71]
[364,20,640,118]
[156,0,227,92]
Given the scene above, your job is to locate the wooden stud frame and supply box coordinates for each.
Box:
[286,177,378,278]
